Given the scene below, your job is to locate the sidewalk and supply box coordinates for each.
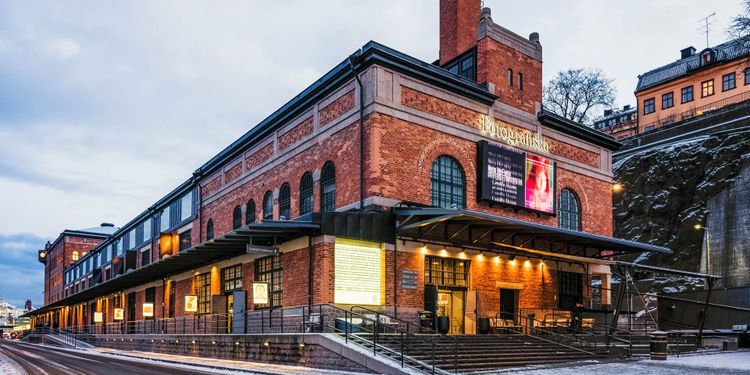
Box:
[94,347,371,375]
[0,344,25,375]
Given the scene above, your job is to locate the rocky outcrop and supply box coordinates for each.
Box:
[613,128,750,280]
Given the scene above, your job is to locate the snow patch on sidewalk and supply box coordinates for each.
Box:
[0,345,26,375]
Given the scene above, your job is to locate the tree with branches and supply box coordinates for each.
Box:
[729,0,750,40]
[543,68,616,126]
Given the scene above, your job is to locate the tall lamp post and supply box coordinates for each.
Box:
[694,224,711,275]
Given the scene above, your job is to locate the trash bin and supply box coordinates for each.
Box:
[477,318,490,334]
[418,311,434,333]
[650,331,668,360]
[437,316,450,334]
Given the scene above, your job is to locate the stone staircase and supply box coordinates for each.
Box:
[351,334,609,374]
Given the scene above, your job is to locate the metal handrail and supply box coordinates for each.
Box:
[348,305,458,374]
[509,313,598,356]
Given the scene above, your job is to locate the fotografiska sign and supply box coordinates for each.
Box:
[480,116,550,154]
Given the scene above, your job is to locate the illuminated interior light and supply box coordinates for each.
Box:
[439,249,447,257]
[235,341,240,346]
[420,246,428,254]
[263,342,270,347]
[494,256,501,264]
[299,343,305,348]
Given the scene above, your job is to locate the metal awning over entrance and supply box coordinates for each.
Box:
[23,220,318,317]
[396,208,671,259]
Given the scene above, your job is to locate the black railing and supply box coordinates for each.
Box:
[57,304,455,375]
[23,326,78,347]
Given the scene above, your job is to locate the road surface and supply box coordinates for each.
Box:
[0,340,253,375]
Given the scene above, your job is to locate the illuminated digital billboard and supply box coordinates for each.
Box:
[334,238,384,305]
[477,140,555,215]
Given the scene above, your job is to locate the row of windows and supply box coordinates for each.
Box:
[65,191,195,287]
[208,162,336,240]
[192,257,281,315]
[429,155,581,231]
[643,69,750,115]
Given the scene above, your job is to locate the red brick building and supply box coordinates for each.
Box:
[29,1,667,336]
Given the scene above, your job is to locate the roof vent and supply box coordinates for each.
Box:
[100,222,115,227]
[681,46,696,59]
[603,109,613,117]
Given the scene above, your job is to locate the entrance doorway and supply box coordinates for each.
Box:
[226,294,234,333]
[499,289,518,323]
[437,289,465,334]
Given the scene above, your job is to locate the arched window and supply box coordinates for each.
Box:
[558,188,581,231]
[245,199,256,224]
[263,191,274,220]
[71,251,79,262]
[206,219,214,240]
[279,183,291,220]
[299,172,313,216]
[232,205,242,230]
[430,155,465,209]
[320,161,336,212]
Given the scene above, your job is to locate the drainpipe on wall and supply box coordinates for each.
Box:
[308,234,313,309]
[347,52,365,211]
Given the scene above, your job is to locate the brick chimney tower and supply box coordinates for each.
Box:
[439,0,481,65]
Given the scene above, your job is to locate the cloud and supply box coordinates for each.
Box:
[0,38,7,53]
[42,38,81,60]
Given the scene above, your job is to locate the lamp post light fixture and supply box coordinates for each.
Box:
[612,183,624,193]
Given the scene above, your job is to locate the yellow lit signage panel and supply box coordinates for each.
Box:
[184,295,198,312]
[334,238,384,305]
[114,308,124,321]
[142,303,154,318]
[93,312,103,323]
[253,282,269,304]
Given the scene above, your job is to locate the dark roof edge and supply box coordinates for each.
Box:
[47,229,113,253]
[537,110,622,151]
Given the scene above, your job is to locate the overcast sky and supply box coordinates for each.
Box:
[0,0,743,307]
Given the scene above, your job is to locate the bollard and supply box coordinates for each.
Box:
[650,331,668,360]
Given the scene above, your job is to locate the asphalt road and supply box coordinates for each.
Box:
[0,340,236,375]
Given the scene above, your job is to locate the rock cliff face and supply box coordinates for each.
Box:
[613,128,750,287]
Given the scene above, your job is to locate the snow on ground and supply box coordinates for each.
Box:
[0,345,25,375]
[489,350,750,375]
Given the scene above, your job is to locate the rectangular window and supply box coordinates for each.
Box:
[141,246,150,267]
[661,92,673,109]
[128,230,136,250]
[145,287,155,319]
[179,230,192,251]
[518,72,523,90]
[558,271,583,309]
[160,207,170,232]
[643,98,655,114]
[254,255,283,308]
[116,239,124,256]
[681,86,693,103]
[194,273,211,315]
[723,72,736,91]
[221,264,243,293]
[180,192,192,221]
[143,218,152,242]
[508,69,513,87]
[135,224,144,245]
[702,79,714,97]
[745,69,750,85]
[443,50,476,80]
[424,256,469,287]
[93,253,99,269]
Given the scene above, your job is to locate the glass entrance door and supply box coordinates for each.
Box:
[437,289,465,334]
[226,294,234,333]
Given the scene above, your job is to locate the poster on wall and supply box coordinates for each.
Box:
[253,283,269,305]
[477,140,556,215]
[113,308,124,321]
[93,312,103,323]
[334,238,384,305]
[142,303,154,318]
[184,295,198,312]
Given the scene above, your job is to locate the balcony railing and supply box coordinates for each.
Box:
[639,89,750,133]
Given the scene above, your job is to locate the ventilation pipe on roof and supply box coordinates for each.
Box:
[347,51,365,211]
[100,222,115,227]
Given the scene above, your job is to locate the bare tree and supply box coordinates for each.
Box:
[729,0,750,40]
[543,68,615,125]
